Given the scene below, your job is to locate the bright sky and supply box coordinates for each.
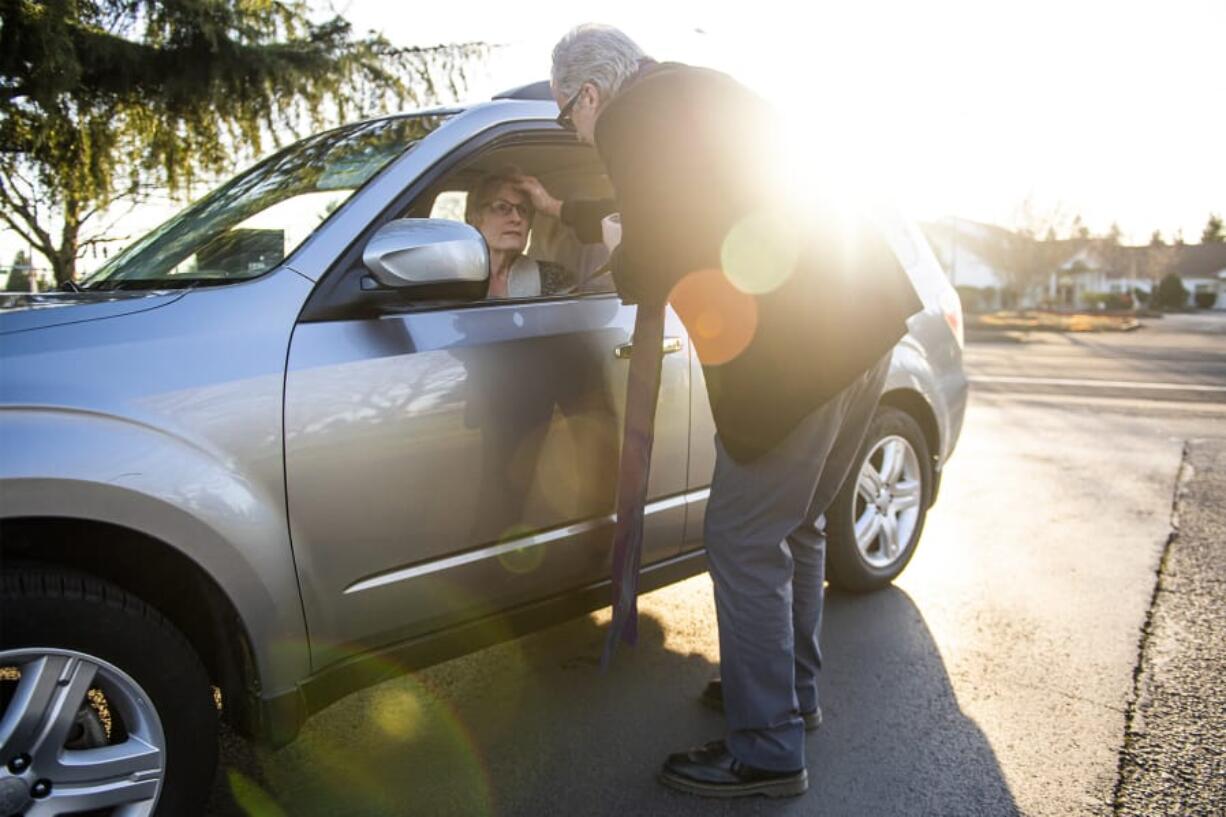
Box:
[4,0,1223,272]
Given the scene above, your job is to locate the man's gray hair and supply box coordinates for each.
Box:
[551,24,649,101]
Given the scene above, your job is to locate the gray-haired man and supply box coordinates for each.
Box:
[525,24,921,798]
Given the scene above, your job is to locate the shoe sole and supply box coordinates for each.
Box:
[700,696,823,732]
[658,768,809,799]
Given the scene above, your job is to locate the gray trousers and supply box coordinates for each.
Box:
[704,352,891,771]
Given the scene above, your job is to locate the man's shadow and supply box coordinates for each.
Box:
[803,587,1021,816]
[211,584,1018,817]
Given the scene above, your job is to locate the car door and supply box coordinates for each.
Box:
[282,137,692,665]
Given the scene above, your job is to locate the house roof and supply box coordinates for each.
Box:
[1163,242,1226,280]
[920,218,1226,281]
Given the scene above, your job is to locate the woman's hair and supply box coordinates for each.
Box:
[551,24,648,101]
[464,165,531,226]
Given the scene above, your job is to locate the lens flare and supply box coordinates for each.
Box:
[497,525,547,574]
[668,268,759,366]
[258,636,501,815]
[720,210,801,295]
[368,684,425,741]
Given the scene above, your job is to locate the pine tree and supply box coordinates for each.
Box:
[0,1,485,283]
[5,249,32,291]
[1202,214,1225,244]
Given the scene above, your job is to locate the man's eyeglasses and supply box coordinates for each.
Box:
[484,199,533,220]
[556,84,586,132]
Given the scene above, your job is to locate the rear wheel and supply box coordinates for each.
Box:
[0,569,218,816]
[826,406,932,592]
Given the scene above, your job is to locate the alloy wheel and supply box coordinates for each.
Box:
[0,648,165,816]
[852,435,923,569]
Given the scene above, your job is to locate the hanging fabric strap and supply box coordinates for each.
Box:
[601,301,668,669]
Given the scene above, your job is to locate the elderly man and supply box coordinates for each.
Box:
[522,24,922,798]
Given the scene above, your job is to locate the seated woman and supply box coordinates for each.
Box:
[465,167,574,298]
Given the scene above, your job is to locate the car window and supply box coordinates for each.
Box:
[429,191,468,222]
[415,144,617,303]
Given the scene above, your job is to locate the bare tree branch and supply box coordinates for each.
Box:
[79,234,132,248]
[0,178,55,254]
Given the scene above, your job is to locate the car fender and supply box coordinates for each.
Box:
[0,406,311,695]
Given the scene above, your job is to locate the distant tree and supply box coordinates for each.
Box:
[1202,214,1225,244]
[1149,230,1165,247]
[963,201,1080,306]
[1141,239,1177,287]
[1174,229,1186,246]
[0,2,486,284]
[1070,214,1091,241]
[1095,222,1135,281]
[5,250,32,291]
[965,227,1074,308]
[1152,273,1189,310]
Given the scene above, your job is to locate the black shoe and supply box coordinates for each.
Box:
[700,679,823,732]
[659,739,808,798]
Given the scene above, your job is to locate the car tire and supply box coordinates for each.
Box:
[826,405,932,592]
[0,568,218,817]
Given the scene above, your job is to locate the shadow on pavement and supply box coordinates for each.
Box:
[802,587,1020,816]
[209,586,1018,817]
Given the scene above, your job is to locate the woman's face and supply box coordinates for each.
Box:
[474,183,532,255]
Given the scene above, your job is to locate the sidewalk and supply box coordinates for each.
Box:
[1114,439,1226,816]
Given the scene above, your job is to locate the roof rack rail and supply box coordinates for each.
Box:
[493,81,554,101]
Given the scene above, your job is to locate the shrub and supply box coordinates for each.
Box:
[1083,292,1133,311]
[1153,273,1189,310]
[1082,292,1109,310]
[1194,290,1218,309]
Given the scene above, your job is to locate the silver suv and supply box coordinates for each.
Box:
[0,87,967,816]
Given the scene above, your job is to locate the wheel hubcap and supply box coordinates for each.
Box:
[0,649,166,816]
[853,435,923,570]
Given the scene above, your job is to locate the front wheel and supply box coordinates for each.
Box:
[826,406,932,592]
[0,569,218,817]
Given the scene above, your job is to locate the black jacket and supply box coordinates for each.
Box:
[569,62,923,463]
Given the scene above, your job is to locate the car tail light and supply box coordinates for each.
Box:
[939,288,964,348]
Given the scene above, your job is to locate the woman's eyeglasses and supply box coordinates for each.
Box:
[484,199,533,220]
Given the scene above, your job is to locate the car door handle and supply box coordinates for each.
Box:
[614,337,684,360]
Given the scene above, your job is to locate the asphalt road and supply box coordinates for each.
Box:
[208,312,1226,817]
[1114,438,1226,815]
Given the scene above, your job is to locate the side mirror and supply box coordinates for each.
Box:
[362,219,489,290]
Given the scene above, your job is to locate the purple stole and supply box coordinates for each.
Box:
[601,302,667,668]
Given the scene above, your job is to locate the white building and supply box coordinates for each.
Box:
[922,218,1226,310]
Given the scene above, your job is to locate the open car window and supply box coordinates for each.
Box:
[416,141,617,301]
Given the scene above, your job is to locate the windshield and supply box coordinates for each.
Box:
[83,114,449,289]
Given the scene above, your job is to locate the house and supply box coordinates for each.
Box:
[1059,243,1226,309]
[921,218,1226,310]
[921,217,1052,309]
[1166,243,1226,309]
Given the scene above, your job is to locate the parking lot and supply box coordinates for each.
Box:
[209,312,1226,817]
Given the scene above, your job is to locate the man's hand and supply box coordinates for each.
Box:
[513,175,564,220]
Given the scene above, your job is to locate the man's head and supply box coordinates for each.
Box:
[551,24,648,145]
